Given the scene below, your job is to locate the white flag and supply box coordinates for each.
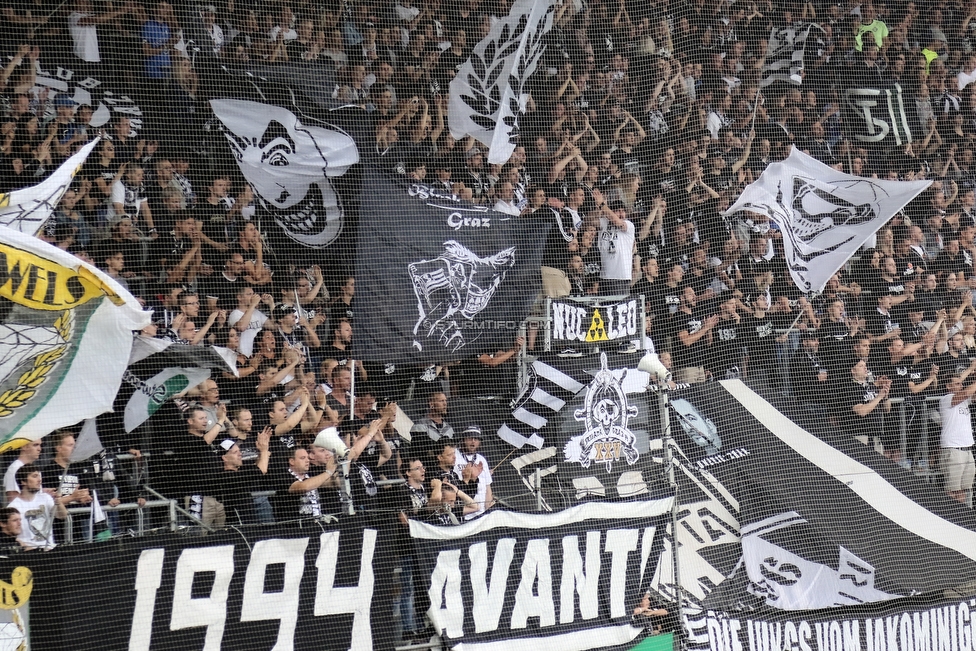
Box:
[0,138,100,235]
[0,225,149,451]
[724,147,931,293]
[448,0,557,165]
[761,23,825,87]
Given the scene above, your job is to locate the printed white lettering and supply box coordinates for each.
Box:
[427,549,465,638]
[314,530,376,650]
[169,545,235,651]
[241,538,309,650]
[510,539,555,629]
[128,548,166,651]
[605,529,639,618]
[559,532,601,624]
[469,539,516,633]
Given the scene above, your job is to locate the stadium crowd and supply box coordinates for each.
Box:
[6,0,976,641]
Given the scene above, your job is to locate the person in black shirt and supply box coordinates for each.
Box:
[834,360,892,452]
[741,294,777,387]
[710,294,744,379]
[214,428,271,526]
[671,286,718,384]
[790,330,829,403]
[865,294,901,344]
[271,444,337,522]
[0,508,24,552]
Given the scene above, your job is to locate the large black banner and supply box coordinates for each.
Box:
[410,499,673,650]
[27,519,396,651]
[352,171,548,365]
[493,355,976,648]
[703,594,976,651]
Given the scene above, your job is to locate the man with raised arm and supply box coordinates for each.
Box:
[939,359,976,505]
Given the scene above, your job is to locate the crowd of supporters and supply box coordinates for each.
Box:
[6,0,976,640]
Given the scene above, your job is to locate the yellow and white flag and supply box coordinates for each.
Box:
[0,225,149,451]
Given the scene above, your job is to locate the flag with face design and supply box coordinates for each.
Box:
[209,98,360,251]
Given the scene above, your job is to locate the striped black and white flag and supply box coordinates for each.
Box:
[498,356,589,450]
[761,23,826,87]
[724,146,930,292]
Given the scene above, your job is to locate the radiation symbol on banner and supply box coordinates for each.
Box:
[585,309,608,342]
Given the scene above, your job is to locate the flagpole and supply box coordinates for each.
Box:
[778,291,820,340]
[749,86,763,130]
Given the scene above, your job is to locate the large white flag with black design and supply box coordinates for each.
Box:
[448,0,557,165]
[761,23,826,87]
[724,146,930,292]
[0,138,99,235]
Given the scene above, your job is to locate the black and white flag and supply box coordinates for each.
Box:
[448,0,557,164]
[842,83,914,148]
[411,499,672,650]
[692,380,976,611]
[209,98,360,250]
[761,23,826,87]
[352,172,548,365]
[723,146,930,292]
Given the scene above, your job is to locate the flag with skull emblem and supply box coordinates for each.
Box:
[724,146,930,292]
[352,170,548,365]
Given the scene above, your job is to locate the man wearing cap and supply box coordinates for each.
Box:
[939,362,976,505]
[275,304,321,358]
[592,188,636,296]
[414,391,454,443]
[214,426,271,526]
[453,425,493,519]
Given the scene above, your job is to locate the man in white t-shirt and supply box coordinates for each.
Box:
[453,425,493,520]
[4,439,43,505]
[592,190,635,296]
[8,464,66,550]
[938,364,976,505]
[69,0,135,64]
[228,286,272,356]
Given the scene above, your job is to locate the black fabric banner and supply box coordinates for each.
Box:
[27,519,397,651]
[492,355,976,646]
[842,83,913,148]
[352,172,548,365]
[410,499,673,650]
[703,594,976,651]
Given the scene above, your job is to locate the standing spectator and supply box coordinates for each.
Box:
[593,191,636,296]
[414,391,454,442]
[69,0,135,68]
[271,445,335,521]
[939,361,976,505]
[39,431,95,542]
[671,286,718,384]
[214,428,271,526]
[452,425,493,519]
[790,332,829,405]
[0,508,25,552]
[9,464,67,550]
[4,439,42,505]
